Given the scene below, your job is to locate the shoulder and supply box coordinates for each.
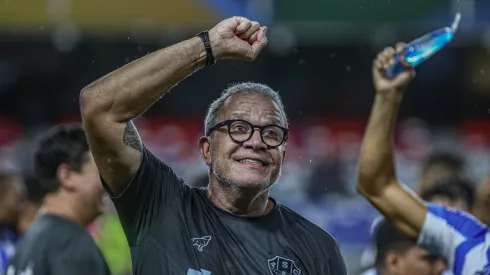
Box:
[278,204,340,247]
[24,215,91,252]
[425,203,488,237]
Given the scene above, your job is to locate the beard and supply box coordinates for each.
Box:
[211,158,282,192]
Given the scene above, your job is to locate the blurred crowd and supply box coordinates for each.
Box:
[1,115,489,274]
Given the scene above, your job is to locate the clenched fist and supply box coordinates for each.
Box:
[208,16,268,61]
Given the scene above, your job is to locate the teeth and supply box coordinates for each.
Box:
[239,159,264,166]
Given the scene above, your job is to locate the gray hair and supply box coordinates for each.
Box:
[204,82,288,135]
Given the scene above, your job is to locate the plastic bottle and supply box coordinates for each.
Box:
[385,13,461,78]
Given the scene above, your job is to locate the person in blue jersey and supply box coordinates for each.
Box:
[0,175,43,274]
[359,180,475,274]
[357,43,490,275]
[0,173,23,273]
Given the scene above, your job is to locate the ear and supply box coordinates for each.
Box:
[56,163,76,191]
[281,150,287,164]
[385,251,401,271]
[198,136,212,166]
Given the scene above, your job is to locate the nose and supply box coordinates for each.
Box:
[242,129,267,151]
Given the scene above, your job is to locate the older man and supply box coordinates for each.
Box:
[80,16,346,275]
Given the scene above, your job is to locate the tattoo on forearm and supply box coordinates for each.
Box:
[123,121,142,152]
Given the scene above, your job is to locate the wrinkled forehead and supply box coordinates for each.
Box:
[220,93,286,126]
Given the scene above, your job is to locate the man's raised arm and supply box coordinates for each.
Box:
[79,17,267,195]
[356,43,427,239]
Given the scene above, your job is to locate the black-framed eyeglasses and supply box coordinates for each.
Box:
[206,119,289,148]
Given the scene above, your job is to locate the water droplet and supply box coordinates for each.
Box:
[127,37,130,40]
[309,160,312,163]
[39,26,45,30]
[330,53,336,59]
[472,78,477,84]
[137,45,144,53]
[299,110,304,115]
[346,66,352,72]
[299,59,306,65]
[92,60,95,63]
[480,69,485,75]
[299,156,303,159]
[125,57,130,63]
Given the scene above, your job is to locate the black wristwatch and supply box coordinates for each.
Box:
[197,30,216,67]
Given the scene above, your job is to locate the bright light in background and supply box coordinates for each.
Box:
[52,23,82,53]
[268,25,297,57]
[46,0,71,21]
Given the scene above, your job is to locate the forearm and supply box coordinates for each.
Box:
[80,37,207,122]
[357,92,403,194]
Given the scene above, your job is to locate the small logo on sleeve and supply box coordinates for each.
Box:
[191,236,212,252]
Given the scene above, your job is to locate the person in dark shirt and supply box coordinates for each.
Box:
[80,16,346,275]
[5,124,110,275]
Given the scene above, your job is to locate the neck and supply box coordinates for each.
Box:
[41,193,90,227]
[207,179,273,217]
[17,202,41,235]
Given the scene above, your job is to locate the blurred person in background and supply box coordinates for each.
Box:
[0,176,44,274]
[415,153,490,228]
[359,179,473,272]
[357,43,490,274]
[472,174,490,227]
[358,220,447,275]
[0,173,23,274]
[5,124,110,275]
[0,173,23,231]
[80,16,346,274]
[416,152,466,194]
[421,179,475,212]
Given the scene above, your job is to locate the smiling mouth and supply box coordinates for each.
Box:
[238,159,266,166]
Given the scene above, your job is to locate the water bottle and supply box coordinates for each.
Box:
[385,13,461,78]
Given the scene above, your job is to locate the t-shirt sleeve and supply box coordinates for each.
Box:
[326,240,347,275]
[417,203,487,264]
[102,146,188,246]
